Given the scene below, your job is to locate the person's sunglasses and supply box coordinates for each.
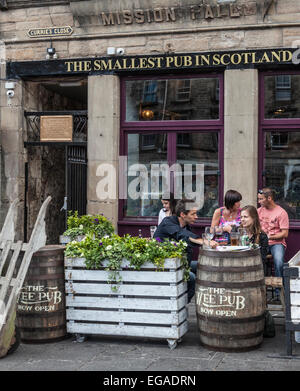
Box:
[258,189,266,195]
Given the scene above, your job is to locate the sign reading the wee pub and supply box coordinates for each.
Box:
[7,49,299,79]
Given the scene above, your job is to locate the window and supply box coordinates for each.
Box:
[275,75,291,101]
[141,134,156,150]
[121,74,223,220]
[264,74,300,119]
[175,79,191,102]
[124,132,220,218]
[270,132,289,150]
[264,131,300,220]
[125,77,220,121]
[177,133,190,147]
[125,133,168,217]
[142,81,158,103]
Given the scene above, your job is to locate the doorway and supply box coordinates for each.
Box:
[23,78,88,244]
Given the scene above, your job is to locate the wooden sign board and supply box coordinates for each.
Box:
[40,115,73,142]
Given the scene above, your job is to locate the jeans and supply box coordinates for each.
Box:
[187,260,197,303]
[269,244,285,297]
[269,244,285,278]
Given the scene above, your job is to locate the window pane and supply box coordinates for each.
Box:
[125,78,220,121]
[264,131,300,219]
[264,75,300,118]
[125,133,168,217]
[176,132,219,218]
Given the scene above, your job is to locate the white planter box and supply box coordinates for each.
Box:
[65,257,188,349]
[60,235,85,245]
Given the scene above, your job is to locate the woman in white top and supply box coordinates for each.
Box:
[158,193,177,225]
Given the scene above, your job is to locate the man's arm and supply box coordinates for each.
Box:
[190,237,218,249]
[268,229,289,240]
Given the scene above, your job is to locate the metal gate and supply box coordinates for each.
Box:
[66,145,87,216]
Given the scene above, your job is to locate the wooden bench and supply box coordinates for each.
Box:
[283,250,300,357]
[264,253,285,317]
[0,197,51,358]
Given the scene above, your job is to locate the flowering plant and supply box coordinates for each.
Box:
[65,234,189,291]
[63,211,114,240]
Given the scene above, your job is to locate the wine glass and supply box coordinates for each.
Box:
[205,226,215,241]
[150,226,157,239]
[214,226,223,237]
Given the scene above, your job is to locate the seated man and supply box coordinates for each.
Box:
[154,199,217,303]
[257,188,289,299]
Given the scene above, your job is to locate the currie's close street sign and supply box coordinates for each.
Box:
[28,26,74,38]
[6,48,300,79]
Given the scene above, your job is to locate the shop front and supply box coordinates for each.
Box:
[1,0,300,260]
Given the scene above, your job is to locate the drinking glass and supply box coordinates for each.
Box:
[205,227,215,241]
[239,228,249,246]
[150,226,157,239]
[230,232,240,246]
[202,233,209,249]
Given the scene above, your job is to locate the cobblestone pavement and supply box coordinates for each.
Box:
[0,302,299,372]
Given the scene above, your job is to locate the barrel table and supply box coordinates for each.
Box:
[196,247,266,352]
[17,245,67,343]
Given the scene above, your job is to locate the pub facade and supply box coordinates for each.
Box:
[1,0,300,259]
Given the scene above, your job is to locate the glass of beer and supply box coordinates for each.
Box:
[230,232,240,246]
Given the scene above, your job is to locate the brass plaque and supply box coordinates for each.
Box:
[40,115,73,142]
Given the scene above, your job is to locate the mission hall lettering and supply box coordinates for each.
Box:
[99,2,257,26]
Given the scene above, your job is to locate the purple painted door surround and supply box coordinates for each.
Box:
[118,73,224,238]
[259,71,300,261]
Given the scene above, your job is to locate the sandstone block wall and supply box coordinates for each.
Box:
[1,0,300,232]
[0,0,299,61]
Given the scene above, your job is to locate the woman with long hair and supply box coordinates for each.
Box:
[240,205,269,275]
[158,192,177,225]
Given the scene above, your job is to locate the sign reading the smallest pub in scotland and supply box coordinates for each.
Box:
[7,49,300,79]
[28,26,73,38]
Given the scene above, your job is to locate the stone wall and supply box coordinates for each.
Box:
[1,0,300,62]
[1,0,300,231]
[0,69,24,241]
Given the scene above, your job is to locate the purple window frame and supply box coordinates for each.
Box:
[118,73,224,229]
[259,70,300,229]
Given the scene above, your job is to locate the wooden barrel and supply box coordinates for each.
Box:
[195,248,266,352]
[17,245,67,343]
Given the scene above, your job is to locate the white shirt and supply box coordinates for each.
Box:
[158,208,168,225]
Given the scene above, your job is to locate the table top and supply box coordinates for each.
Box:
[198,246,261,258]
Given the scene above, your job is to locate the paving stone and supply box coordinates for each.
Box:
[1,303,300,371]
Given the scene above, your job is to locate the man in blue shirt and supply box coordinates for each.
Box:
[154,199,217,303]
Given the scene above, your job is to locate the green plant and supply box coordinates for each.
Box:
[65,234,189,291]
[63,211,114,240]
